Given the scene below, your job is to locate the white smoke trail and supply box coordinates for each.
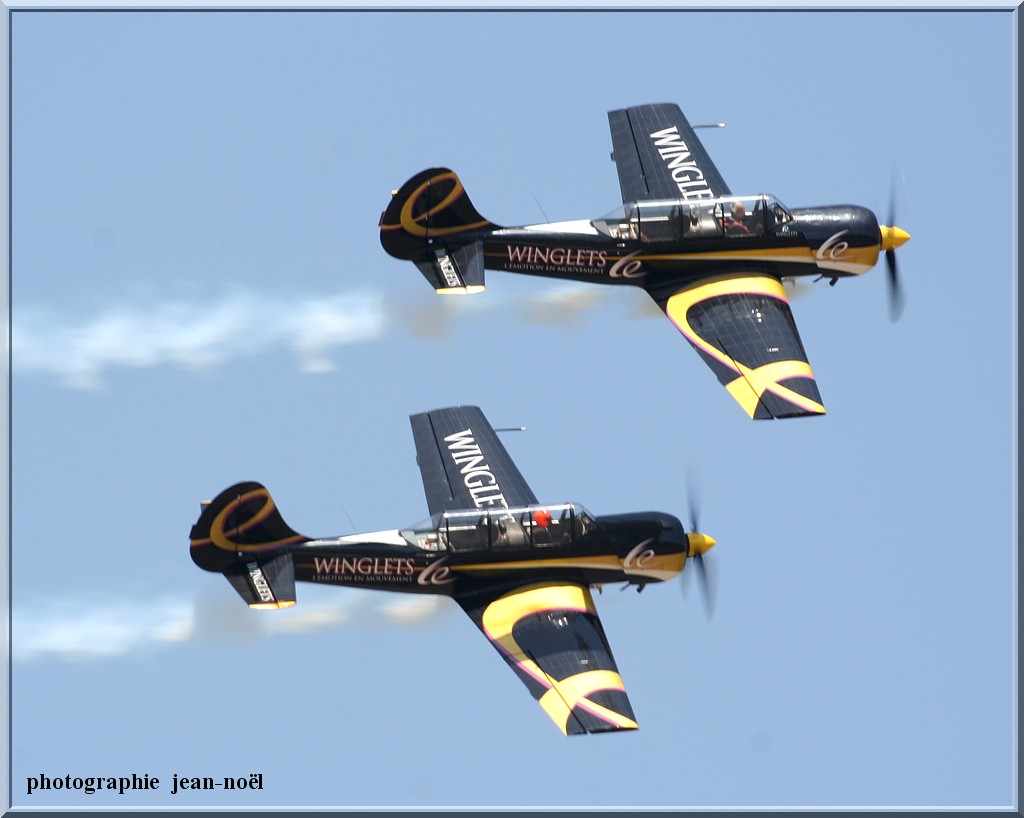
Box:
[13,590,447,663]
[12,283,651,389]
[13,598,196,662]
[13,290,386,389]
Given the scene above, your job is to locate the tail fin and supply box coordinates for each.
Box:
[189,481,309,609]
[379,167,496,260]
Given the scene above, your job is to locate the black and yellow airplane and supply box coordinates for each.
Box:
[190,405,715,735]
[380,103,910,420]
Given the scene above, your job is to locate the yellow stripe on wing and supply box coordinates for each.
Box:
[724,360,824,417]
[539,670,638,734]
[665,275,824,419]
[480,582,636,734]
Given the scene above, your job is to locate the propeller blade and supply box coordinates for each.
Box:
[882,174,908,322]
[682,470,716,620]
[693,553,715,620]
[886,248,904,322]
[685,471,702,534]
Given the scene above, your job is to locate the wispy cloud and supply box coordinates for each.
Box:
[13,590,447,663]
[12,283,653,389]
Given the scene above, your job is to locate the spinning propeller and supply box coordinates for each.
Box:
[878,177,911,322]
[682,481,717,619]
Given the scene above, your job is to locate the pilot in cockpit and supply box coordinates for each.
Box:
[726,201,751,234]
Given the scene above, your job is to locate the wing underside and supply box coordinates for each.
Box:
[658,274,826,419]
[608,103,731,203]
[457,581,638,735]
[410,405,539,515]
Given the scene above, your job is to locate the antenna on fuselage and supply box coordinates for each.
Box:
[530,193,551,224]
[339,500,357,534]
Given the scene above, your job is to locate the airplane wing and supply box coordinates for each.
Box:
[456,580,639,735]
[608,106,820,418]
[608,102,731,203]
[652,274,825,419]
[410,405,539,515]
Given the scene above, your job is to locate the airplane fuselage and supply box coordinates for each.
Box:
[459,202,883,296]
[189,401,721,734]
[287,509,691,596]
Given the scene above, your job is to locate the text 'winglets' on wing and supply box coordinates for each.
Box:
[457,581,638,735]
[658,275,826,420]
[410,405,539,515]
[608,103,732,204]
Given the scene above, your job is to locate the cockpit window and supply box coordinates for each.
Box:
[593,195,792,242]
[770,200,793,225]
[400,517,447,551]
[592,205,631,240]
[401,503,596,551]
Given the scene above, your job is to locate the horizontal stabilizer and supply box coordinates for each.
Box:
[414,242,485,294]
[224,553,296,609]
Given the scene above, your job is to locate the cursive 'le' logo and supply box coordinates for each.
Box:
[623,538,656,570]
[418,557,455,586]
[816,229,850,261]
[609,250,646,278]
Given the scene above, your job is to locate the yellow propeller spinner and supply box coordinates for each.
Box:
[879,225,911,251]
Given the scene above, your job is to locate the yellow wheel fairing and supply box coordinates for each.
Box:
[664,275,826,419]
[479,582,637,734]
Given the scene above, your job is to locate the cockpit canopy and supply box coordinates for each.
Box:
[593,195,794,243]
[401,503,597,553]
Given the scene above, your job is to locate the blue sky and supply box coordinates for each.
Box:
[6,6,1017,811]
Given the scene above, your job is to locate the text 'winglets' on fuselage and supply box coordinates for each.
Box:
[378,104,910,419]
[189,407,713,733]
